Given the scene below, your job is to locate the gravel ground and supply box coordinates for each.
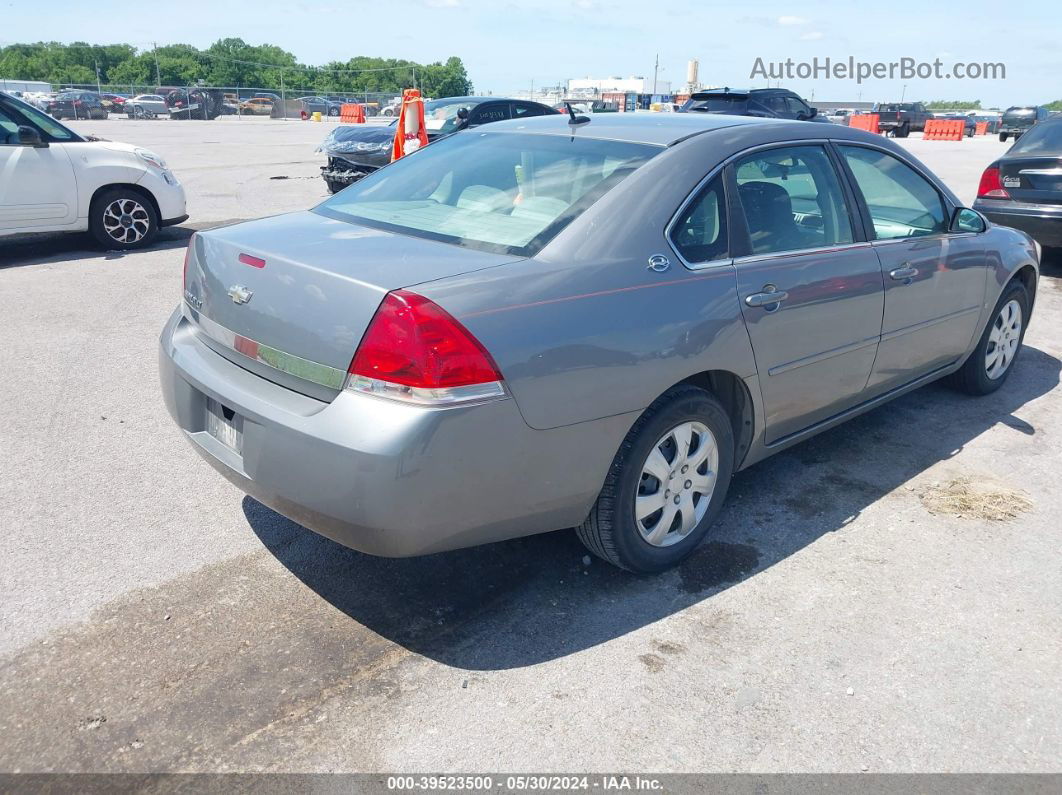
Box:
[1,118,1059,773]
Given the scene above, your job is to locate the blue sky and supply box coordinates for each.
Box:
[2,0,1059,106]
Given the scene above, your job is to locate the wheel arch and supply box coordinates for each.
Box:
[678,369,756,467]
[1012,263,1038,312]
[88,183,161,224]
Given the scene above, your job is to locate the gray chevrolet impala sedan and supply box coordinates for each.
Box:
[161,113,1039,572]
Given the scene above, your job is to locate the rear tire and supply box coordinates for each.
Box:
[999,132,1008,142]
[948,280,1029,396]
[325,179,346,194]
[89,188,159,250]
[577,385,735,573]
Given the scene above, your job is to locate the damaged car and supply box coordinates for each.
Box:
[318,96,554,193]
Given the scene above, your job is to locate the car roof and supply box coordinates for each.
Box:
[474,111,785,145]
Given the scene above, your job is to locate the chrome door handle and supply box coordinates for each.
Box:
[745,289,789,308]
[889,265,919,281]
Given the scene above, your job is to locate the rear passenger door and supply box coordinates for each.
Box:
[729,144,885,444]
[836,144,987,393]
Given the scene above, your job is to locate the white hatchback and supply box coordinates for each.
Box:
[0,91,187,249]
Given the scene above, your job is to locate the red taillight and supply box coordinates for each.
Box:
[977,166,1010,199]
[348,290,504,405]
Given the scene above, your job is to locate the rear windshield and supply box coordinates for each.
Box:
[1008,121,1062,153]
[877,104,917,112]
[1004,108,1036,121]
[315,132,660,256]
[686,96,748,112]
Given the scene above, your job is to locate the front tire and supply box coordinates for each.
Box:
[89,188,159,250]
[577,385,735,572]
[328,107,340,117]
[949,280,1029,395]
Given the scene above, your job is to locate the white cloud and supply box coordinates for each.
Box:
[800,31,824,40]
[777,15,808,26]
[424,0,460,7]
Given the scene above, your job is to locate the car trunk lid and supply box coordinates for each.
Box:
[183,210,523,399]
[999,155,1062,204]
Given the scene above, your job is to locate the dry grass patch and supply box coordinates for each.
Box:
[919,476,1033,521]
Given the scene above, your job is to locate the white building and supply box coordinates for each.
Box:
[566,76,672,96]
[0,79,52,94]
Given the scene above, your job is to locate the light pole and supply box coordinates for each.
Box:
[900,83,907,102]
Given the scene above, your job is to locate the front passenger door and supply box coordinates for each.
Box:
[0,103,77,230]
[731,144,885,444]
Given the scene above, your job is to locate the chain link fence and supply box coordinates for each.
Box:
[23,82,406,121]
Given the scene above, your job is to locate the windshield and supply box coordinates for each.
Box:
[1008,121,1062,153]
[423,99,480,134]
[315,131,660,256]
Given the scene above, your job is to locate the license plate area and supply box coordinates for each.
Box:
[205,397,244,454]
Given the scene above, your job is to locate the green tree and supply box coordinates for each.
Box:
[925,100,982,110]
[1045,99,1062,111]
[0,40,472,96]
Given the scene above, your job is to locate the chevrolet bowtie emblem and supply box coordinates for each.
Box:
[228,285,253,305]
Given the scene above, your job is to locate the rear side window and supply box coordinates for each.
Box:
[670,176,728,264]
[512,102,549,118]
[469,104,510,126]
[839,146,947,239]
[733,145,854,255]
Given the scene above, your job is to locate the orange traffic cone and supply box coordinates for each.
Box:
[391,89,429,162]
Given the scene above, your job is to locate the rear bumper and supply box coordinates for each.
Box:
[159,308,626,557]
[975,200,1062,247]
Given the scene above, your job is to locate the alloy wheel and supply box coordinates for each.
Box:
[635,421,719,547]
[102,198,151,245]
[985,299,1022,380]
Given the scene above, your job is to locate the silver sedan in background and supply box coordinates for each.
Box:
[161,113,1038,572]
[125,94,169,119]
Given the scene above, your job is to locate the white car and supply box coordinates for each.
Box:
[0,91,187,249]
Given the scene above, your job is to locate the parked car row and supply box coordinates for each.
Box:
[318,95,556,192]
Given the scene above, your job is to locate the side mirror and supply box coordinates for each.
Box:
[953,207,986,233]
[18,126,46,147]
[456,107,470,120]
[809,107,818,118]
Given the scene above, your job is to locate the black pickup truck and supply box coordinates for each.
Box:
[873,102,933,137]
